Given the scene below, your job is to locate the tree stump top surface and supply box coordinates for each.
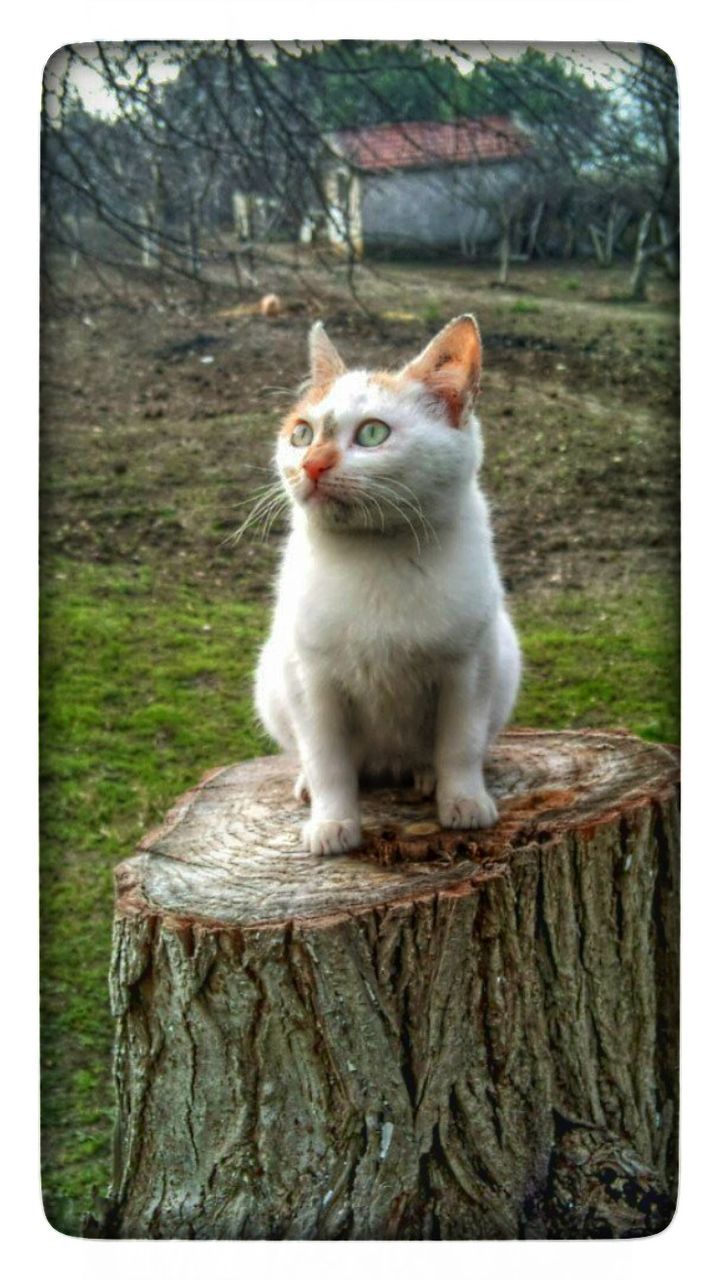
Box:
[115,729,678,932]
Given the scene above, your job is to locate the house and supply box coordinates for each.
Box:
[317,117,532,258]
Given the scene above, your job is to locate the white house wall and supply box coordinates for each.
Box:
[324,169,364,255]
[360,161,528,253]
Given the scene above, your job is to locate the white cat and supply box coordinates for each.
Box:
[254,314,521,855]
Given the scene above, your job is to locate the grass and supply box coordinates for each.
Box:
[510,298,542,315]
[420,298,444,327]
[40,560,270,1233]
[514,580,679,744]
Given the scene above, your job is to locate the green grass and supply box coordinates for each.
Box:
[510,298,542,315]
[40,560,270,1233]
[420,298,444,327]
[514,579,679,744]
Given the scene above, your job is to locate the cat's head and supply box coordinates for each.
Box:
[276,315,484,537]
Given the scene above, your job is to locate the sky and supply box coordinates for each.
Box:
[44,43,181,122]
[44,40,640,122]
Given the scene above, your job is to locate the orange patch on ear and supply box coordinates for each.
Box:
[435,384,466,428]
[402,315,482,427]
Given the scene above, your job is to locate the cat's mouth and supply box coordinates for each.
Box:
[299,480,365,527]
[301,479,352,508]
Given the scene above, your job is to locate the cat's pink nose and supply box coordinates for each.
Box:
[303,446,338,484]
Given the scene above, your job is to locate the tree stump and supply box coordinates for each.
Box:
[99,729,679,1240]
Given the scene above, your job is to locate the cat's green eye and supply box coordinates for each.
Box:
[355,419,391,448]
[290,421,314,448]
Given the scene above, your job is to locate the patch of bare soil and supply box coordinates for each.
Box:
[40,258,679,600]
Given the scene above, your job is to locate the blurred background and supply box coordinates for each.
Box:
[39,40,679,1233]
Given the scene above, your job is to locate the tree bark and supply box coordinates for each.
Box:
[657,213,680,280]
[497,213,511,285]
[562,217,576,260]
[525,200,545,261]
[629,211,654,300]
[96,729,679,1241]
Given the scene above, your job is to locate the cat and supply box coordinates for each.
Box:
[254,314,521,855]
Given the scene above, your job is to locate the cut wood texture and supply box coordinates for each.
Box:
[98,729,679,1240]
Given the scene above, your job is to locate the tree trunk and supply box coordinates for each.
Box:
[657,213,680,280]
[563,217,576,260]
[588,222,607,267]
[497,214,512,285]
[525,200,545,261]
[604,202,617,265]
[96,729,679,1241]
[188,197,201,280]
[629,211,654,300]
[138,206,157,270]
[588,206,618,269]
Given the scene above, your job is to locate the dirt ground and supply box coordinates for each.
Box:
[40,253,679,600]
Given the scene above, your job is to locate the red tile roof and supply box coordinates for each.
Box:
[329,117,530,172]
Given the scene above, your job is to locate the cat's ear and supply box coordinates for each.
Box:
[401,314,482,426]
[308,321,346,391]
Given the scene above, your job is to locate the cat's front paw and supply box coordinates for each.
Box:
[438,791,498,830]
[302,817,362,856]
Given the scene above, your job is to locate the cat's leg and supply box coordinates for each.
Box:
[286,663,361,855]
[434,643,499,830]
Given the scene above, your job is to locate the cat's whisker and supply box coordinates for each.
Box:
[359,478,436,550]
[327,477,387,533]
[230,495,277,536]
[368,477,439,546]
[355,478,425,546]
[384,490,438,549]
[340,488,372,532]
[259,384,300,398]
[224,485,289,545]
[235,482,288,510]
[352,479,423,554]
[373,477,432,526]
[381,496,423,555]
[283,469,436,552]
[357,487,387,535]
[259,493,289,541]
[232,483,284,508]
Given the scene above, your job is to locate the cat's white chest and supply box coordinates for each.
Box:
[298,566,442,671]
[288,529,490,669]
[285,543,484,774]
